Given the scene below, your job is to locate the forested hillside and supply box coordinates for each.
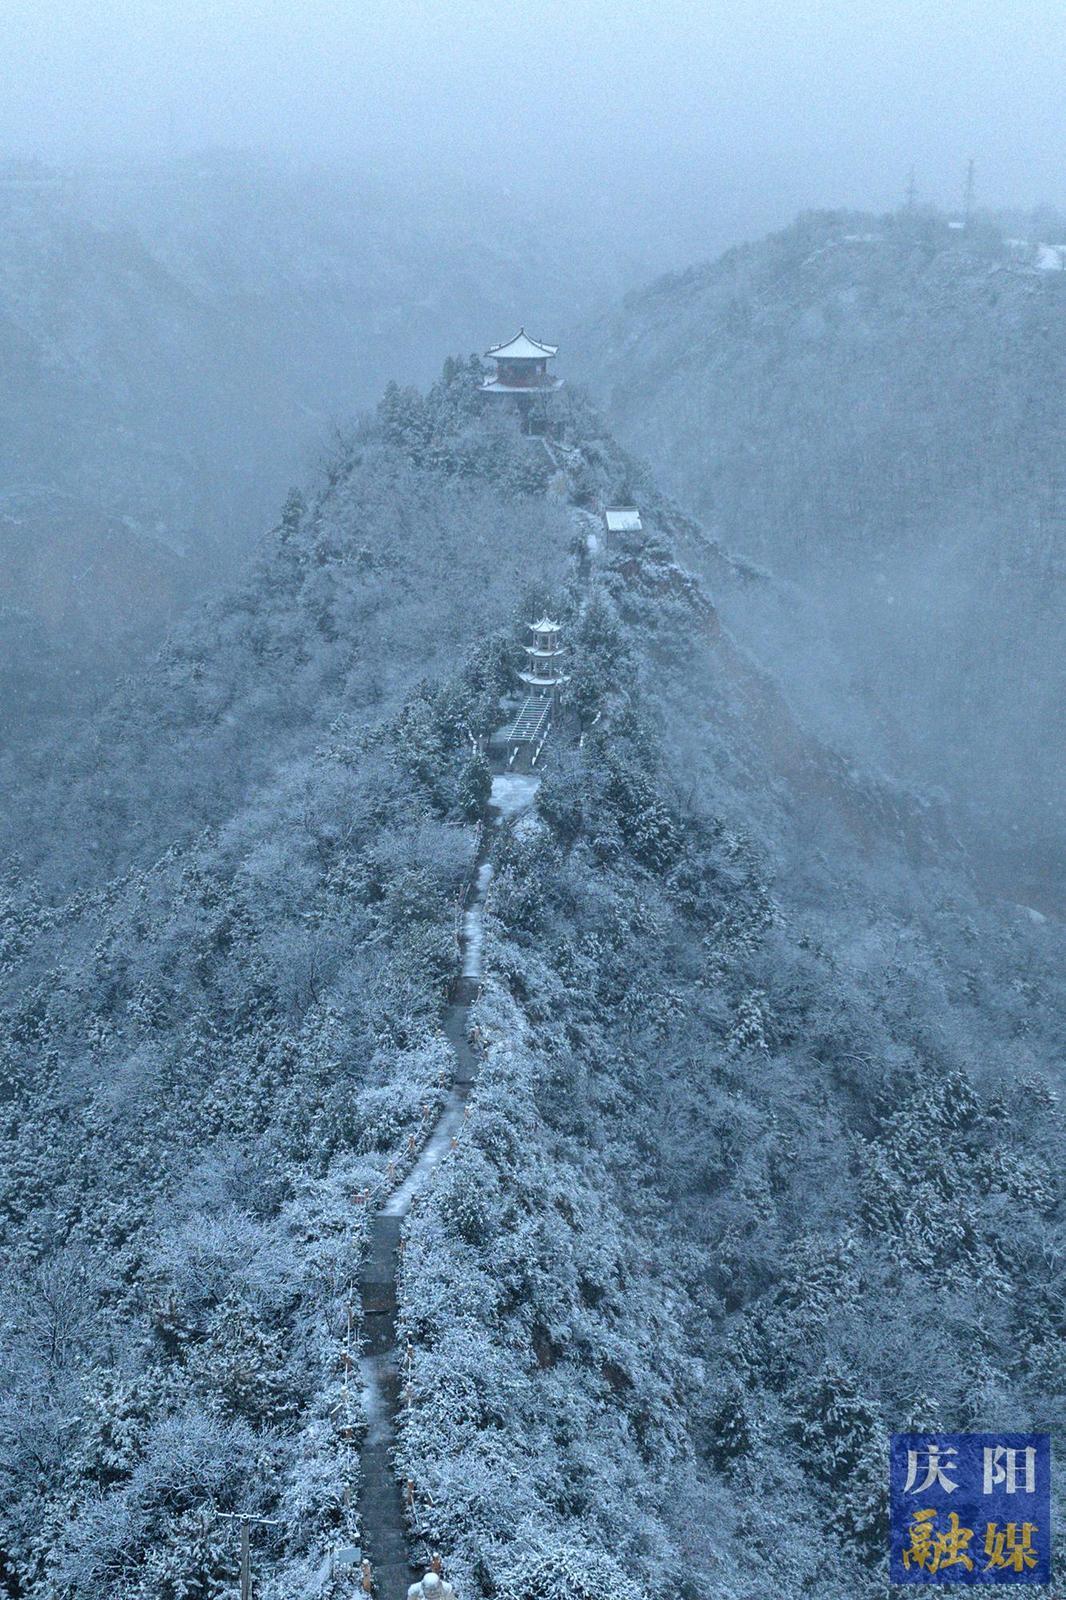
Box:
[1,365,1062,1600]
[575,209,1066,901]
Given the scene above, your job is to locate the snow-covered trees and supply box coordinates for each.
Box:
[0,373,582,1593]
[1,350,1062,1600]
[388,457,1063,1600]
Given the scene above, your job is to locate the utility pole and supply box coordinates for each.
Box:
[241,1521,251,1600]
[905,166,917,211]
[964,158,976,226]
[217,1511,281,1600]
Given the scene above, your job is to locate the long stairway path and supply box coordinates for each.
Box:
[355,774,538,1599]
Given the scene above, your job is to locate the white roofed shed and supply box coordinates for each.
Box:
[604,506,643,541]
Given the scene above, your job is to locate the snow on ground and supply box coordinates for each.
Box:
[358,1354,389,1442]
[1036,244,1066,271]
[381,781,537,1217]
[382,1096,468,1216]
[490,772,540,819]
[462,861,493,978]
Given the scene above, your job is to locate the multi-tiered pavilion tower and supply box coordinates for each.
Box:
[518,618,568,699]
[500,617,568,770]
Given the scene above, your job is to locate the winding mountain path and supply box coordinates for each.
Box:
[356,773,539,1600]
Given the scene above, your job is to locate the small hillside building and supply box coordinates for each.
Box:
[604,506,642,547]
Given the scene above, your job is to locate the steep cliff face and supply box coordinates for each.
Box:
[1,368,1061,1600]
[574,209,1066,895]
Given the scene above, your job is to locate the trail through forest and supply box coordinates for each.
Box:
[355,774,539,1599]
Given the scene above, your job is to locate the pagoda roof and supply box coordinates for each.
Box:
[519,668,569,686]
[480,375,564,395]
[529,617,561,632]
[486,329,558,361]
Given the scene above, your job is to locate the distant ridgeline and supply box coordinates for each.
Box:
[575,206,1066,880]
[579,207,1066,570]
[0,351,1062,1600]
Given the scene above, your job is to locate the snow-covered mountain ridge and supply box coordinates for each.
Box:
[1,366,1061,1600]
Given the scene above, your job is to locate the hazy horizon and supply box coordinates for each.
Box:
[6,0,1066,252]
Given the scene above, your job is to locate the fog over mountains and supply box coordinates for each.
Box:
[575,207,1066,904]
[0,154,673,760]
[8,170,1064,916]
[0,91,1063,1600]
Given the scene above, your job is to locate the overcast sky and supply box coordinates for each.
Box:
[5,0,1066,225]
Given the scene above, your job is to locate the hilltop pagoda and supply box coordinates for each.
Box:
[481,330,563,430]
